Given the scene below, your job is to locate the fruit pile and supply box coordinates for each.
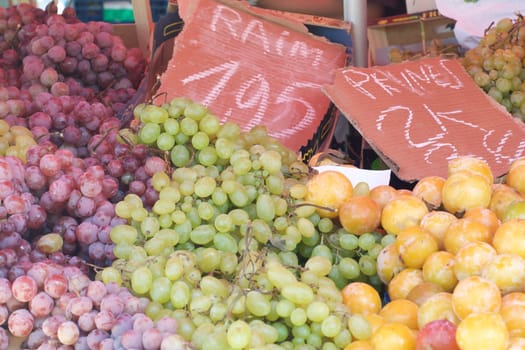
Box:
[388,39,459,64]
[462,15,525,120]
[337,157,525,350]
[1,2,525,350]
[0,3,194,349]
[94,96,395,349]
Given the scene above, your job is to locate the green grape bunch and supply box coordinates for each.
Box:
[96,96,391,349]
[461,15,525,120]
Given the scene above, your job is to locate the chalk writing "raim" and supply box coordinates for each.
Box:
[343,59,463,99]
[209,5,324,66]
[376,104,525,164]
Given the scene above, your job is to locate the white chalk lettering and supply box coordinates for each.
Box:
[210,4,324,62]
[376,105,445,148]
[181,60,240,106]
[271,81,319,138]
[482,129,525,163]
[210,5,242,39]
[370,71,402,97]
[275,31,290,56]
[289,41,324,66]
[399,66,432,95]
[376,102,523,166]
[426,59,463,89]
[236,73,270,128]
[423,143,459,164]
[241,20,271,53]
[344,60,464,99]
[342,68,375,100]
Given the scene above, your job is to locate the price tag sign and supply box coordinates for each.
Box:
[156,0,347,152]
[324,57,525,181]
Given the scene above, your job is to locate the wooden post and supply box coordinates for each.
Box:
[130,0,155,58]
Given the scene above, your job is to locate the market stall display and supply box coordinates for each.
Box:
[0,0,525,349]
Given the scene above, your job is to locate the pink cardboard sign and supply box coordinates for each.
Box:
[156,0,347,152]
[324,57,525,181]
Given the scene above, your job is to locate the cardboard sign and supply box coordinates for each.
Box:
[323,57,525,182]
[155,0,347,152]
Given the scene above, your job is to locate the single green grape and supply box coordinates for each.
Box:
[170,144,191,167]
[318,217,334,233]
[197,146,218,167]
[290,308,308,326]
[170,280,191,308]
[174,132,190,145]
[191,131,209,150]
[156,132,176,151]
[359,255,377,276]
[321,315,343,338]
[139,123,161,144]
[381,233,396,246]
[348,313,373,341]
[246,290,271,317]
[226,320,251,349]
[199,113,221,135]
[109,224,138,245]
[184,102,207,121]
[215,137,234,159]
[165,107,182,121]
[196,249,222,274]
[131,266,153,294]
[149,276,171,304]
[358,232,376,251]
[306,301,330,323]
[180,117,199,136]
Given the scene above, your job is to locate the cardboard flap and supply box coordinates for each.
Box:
[323,57,525,182]
[155,0,348,152]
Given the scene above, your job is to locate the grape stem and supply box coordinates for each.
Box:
[34,131,62,142]
[293,202,336,213]
[145,75,163,105]
[97,77,117,98]
[150,89,167,106]
[91,126,118,153]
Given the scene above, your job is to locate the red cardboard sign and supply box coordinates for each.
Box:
[156,0,347,152]
[324,57,525,181]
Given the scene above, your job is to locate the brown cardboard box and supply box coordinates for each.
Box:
[368,12,457,66]
[113,23,142,50]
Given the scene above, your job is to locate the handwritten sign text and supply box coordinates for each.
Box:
[324,58,525,181]
[157,0,347,151]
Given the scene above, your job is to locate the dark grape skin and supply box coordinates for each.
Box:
[0,9,183,345]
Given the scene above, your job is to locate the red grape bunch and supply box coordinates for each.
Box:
[0,258,189,349]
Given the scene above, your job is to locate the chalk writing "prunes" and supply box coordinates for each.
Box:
[210,5,324,66]
[342,59,463,99]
